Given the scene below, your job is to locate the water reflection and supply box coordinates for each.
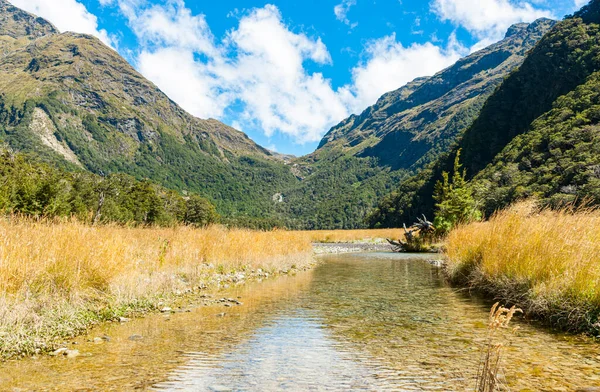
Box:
[1,253,599,391]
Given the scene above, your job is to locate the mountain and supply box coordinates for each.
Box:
[0,0,298,223]
[368,1,600,227]
[275,19,556,229]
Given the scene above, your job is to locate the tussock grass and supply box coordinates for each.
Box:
[445,201,600,334]
[476,303,521,392]
[302,228,405,243]
[0,219,313,359]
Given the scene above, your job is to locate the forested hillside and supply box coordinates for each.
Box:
[0,147,219,226]
[275,19,555,229]
[0,0,298,225]
[368,1,600,227]
[3,0,596,230]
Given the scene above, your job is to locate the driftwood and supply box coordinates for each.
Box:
[387,215,435,252]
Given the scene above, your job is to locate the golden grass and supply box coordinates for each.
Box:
[445,201,600,333]
[301,228,405,243]
[0,219,314,359]
[476,303,521,392]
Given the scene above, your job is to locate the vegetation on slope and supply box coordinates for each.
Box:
[279,19,554,229]
[0,147,218,227]
[369,6,600,227]
[0,1,298,223]
[445,202,600,335]
[472,70,600,216]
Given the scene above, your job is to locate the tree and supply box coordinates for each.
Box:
[184,195,218,227]
[433,149,482,234]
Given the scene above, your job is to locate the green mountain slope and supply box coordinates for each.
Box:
[276,19,555,229]
[0,0,298,222]
[369,2,600,227]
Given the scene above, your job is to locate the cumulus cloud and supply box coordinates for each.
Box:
[432,0,554,42]
[98,1,467,144]
[117,2,351,142]
[10,0,114,46]
[334,0,358,28]
[574,0,589,8]
[18,0,472,145]
[349,33,465,109]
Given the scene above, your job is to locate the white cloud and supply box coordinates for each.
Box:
[137,47,231,119]
[94,1,470,144]
[10,0,114,46]
[349,33,466,108]
[132,0,217,55]
[432,0,554,42]
[334,0,358,28]
[574,0,588,8]
[123,2,349,143]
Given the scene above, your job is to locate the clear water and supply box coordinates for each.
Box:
[1,253,599,391]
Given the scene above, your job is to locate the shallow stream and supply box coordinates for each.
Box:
[1,253,599,391]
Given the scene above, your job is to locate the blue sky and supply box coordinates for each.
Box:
[11,0,585,155]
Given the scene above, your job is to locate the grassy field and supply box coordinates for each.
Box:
[445,202,600,334]
[0,219,315,359]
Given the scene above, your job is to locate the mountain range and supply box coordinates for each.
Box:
[0,0,598,229]
[369,0,600,227]
[0,0,296,225]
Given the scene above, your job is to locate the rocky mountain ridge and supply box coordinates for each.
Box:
[0,0,298,221]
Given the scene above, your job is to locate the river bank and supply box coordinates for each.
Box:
[313,242,392,254]
[0,221,402,361]
[0,220,318,360]
[1,252,598,391]
[444,202,600,336]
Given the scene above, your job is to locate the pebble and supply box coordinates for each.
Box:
[160,307,173,313]
[210,385,232,392]
[65,349,80,358]
[128,334,143,341]
[50,348,68,356]
[216,313,226,317]
[119,317,131,323]
[93,337,104,344]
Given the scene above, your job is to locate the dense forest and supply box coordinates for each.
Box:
[0,146,218,227]
[368,3,600,228]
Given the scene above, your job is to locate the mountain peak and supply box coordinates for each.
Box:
[0,0,58,39]
[504,22,529,38]
[504,18,555,39]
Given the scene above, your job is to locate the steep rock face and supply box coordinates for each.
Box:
[0,0,57,39]
[275,19,555,229]
[0,1,297,220]
[368,2,600,227]
[315,18,556,171]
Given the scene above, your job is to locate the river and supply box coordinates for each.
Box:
[1,253,599,391]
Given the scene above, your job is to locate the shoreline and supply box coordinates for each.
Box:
[0,261,316,361]
[1,240,396,361]
[443,204,600,337]
[444,269,600,337]
[312,242,393,254]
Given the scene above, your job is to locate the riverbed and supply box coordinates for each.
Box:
[1,252,599,391]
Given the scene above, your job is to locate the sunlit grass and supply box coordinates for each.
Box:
[0,218,314,358]
[445,201,600,333]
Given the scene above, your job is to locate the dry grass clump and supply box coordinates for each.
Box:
[302,228,405,243]
[0,218,313,359]
[476,303,521,392]
[446,201,600,334]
